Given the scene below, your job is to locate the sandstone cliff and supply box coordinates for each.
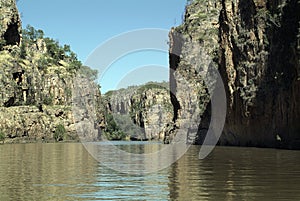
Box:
[0,0,101,143]
[104,82,172,140]
[166,0,300,149]
[218,0,300,148]
[0,0,21,48]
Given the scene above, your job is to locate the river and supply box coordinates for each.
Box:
[0,142,300,200]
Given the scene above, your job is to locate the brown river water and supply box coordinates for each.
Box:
[0,142,300,200]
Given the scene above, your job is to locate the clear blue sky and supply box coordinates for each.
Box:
[17,0,187,92]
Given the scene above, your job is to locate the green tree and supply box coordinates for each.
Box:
[63,44,71,57]
[105,113,118,133]
[21,24,85,71]
[44,37,63,62]
[68,59,82,72]
[104,113,126,140]
[22,25,44,41]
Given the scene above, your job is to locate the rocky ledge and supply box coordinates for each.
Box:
[0,0,101,143]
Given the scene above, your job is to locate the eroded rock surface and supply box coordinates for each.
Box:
[105,83,172,140]
[165,0,300,149]
[0,0,102,142]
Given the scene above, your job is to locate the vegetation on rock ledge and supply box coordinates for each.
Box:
[0,12,100,143]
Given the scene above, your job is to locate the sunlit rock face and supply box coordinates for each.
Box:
[0,0,103,142]
[105,83,173,141]
[166,0,300,149]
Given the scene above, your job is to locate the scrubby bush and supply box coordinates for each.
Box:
[78,65,98,80]
[54,124,66,142]
[43,95,54,105]
[103,113,127,140]
[0,132,5,143]
[22,25,82,67]
[22,25,44,42]
[20,24,99,81]
[37,56,51,71]
[19,42,27,59]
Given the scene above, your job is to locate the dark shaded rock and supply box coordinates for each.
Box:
[0,0,21,48]
[218,0,300,149]
[165,0,300,149]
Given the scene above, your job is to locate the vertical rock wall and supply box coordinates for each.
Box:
[166,0,300,149]
[219,0,300,148]
[105,84,172,140]
[0,0,21,47]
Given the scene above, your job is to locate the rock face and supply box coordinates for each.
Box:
[107,87,136,115]
[166,0,300,149]
[0,0,102,142]
[72,76,102,142]
[0,0,21,48]
[165,0,221,144]
[130,86,173,140]
[0,50,74,108]
[0,46,78,142]
[0,106,76,143]
[105,83,172,140]
[218,0,300,148]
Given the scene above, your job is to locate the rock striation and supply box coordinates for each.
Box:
[104,82,172,140]
[0,106,76,143]
[165,0,221,144]
[165,0,300,149]
[218,0,300,148]
[0,0,102,142]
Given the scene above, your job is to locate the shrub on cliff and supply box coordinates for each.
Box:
[103,113,127,140]
[136,81,169,93]
[22,25,44,42]
[78,65,98,81]
[0,132,5,143]
[43,95,54,105]
[54,124,66,142]
[0,38,6,50]
[22,24,83,70]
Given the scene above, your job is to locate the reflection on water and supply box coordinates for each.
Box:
[0,143,300,200]
[169,146,300,201]
[0,143,98,200]
[83,141,190,174]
